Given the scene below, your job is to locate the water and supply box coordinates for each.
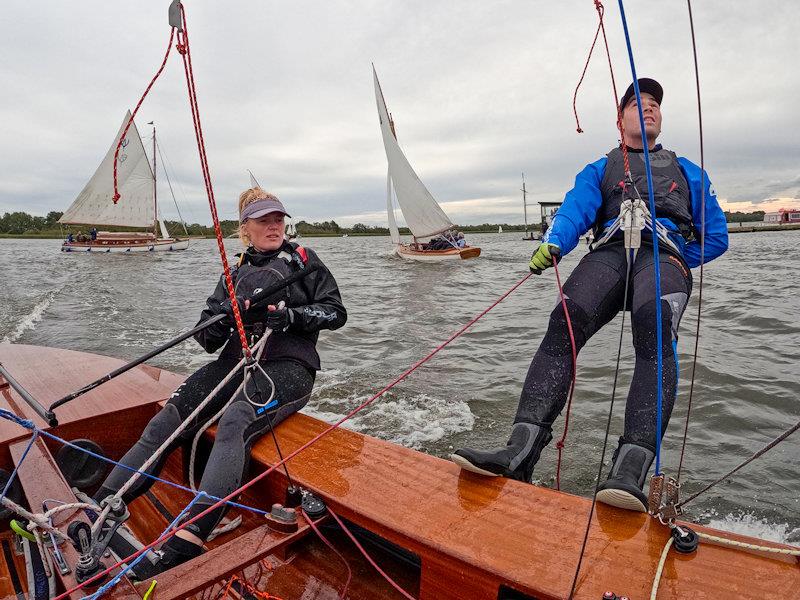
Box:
[1,233,799,542]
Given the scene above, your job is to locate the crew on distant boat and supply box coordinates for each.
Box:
[66,232,74,243]
[92,187,347,571]
[452,78,729,512]
[90,227,98,241]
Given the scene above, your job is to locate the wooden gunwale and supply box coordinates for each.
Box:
[1,344,799,599]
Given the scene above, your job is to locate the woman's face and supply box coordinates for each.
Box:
[244,212,286,251]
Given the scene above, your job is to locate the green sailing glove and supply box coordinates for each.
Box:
[529,243,561,274]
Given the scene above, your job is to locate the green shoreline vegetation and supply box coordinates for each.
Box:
[0,209,784,239]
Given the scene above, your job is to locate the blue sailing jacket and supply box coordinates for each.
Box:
[542,152,728,268]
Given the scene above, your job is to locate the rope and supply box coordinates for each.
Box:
[552,257,577,492]
[676,0,707,484]
[301,509,352,599]
[616,0,666,475]
[572,1,604,133]
[649,536,674,600]
[54,271,533,598]
[572,1,631,176]
[696,531,800,557]
[327,507,416,600]
[567,249,633,599]
[112,28,175,204]
[175,4,250,358]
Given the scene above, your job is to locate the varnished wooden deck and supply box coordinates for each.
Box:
[1,343,798,599]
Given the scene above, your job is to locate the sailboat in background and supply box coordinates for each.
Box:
[286,219,298,240]
[59,111,189,253]
[373,67,480,261]
[498,225,503,234]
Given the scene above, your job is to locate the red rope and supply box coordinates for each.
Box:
[572,1,631,175]
[175,5,250,357]
[552,257,577,491]
[112,28,175,204]
[301,509,352,599]
[327,507,416,600]
[54,272,533,598]
[572,2,604,133]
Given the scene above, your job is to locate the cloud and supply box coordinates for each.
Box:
[1,1,798,227]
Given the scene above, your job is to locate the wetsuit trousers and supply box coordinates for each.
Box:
[95,357,314,540]
[514,244,692,451]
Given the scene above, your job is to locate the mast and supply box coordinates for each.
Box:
[522,172,528,232]
[152,122,158,235]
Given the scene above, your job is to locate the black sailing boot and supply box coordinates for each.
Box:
[596,439,655,512]
[152,535,204,574]
[450,423,552,483]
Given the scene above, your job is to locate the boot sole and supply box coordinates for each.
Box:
[449,453,501,477]
[596,488,647,512]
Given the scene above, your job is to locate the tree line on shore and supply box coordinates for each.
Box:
[0,209,772,237]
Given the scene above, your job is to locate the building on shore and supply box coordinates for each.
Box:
[763,208,800,224]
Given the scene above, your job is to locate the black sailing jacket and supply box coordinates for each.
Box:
[194,241,347,370]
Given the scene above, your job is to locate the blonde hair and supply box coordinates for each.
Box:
[237,187,282,247]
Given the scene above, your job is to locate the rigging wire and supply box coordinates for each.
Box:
[301,510,353,599]
[155,140,190,235]
[567,250,633,600]
[677,418,800,510]
[676,0,707,484]
[327,507,416,600]
[616,0,667,475]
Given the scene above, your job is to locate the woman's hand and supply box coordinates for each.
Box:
[264,304,294,332]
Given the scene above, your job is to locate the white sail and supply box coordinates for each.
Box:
[498,225,503,233]
[373,67,453,240]
[60,111,156,228]
[386,168,401,244]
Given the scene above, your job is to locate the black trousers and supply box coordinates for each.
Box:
[514,243,692,450]
[96,357,314,540]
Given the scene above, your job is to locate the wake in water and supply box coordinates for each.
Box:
[305,370,475,449]
[1,289,59,344]
[701,509,800,544]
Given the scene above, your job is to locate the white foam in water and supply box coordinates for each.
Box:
[304,391,475,449]
[2,290,58,344]
[702,510,800,544]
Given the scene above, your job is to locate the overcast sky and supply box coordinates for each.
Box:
[2,1,798,227]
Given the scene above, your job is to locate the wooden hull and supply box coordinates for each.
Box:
[60,238,190,253]
[396,244,481,261]
[0,343,798,599]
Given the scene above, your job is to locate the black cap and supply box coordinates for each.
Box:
[620,78,663,110]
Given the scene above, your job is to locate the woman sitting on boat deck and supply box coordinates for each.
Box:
[93,187,347,571]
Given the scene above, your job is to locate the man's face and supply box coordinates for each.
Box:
[621,92,662,146]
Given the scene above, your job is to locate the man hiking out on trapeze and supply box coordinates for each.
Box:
[452,78,728,511]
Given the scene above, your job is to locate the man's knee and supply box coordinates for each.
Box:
[632,299,675,359]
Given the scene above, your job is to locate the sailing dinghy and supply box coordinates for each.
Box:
[373,68,480,261]
[59,112,189,253]
[0,343,798,599]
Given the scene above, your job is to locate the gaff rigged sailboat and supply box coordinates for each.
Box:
[373,67,480,261]
[59,112,189,253]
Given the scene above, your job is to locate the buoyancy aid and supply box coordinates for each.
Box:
[597,146,694,240]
